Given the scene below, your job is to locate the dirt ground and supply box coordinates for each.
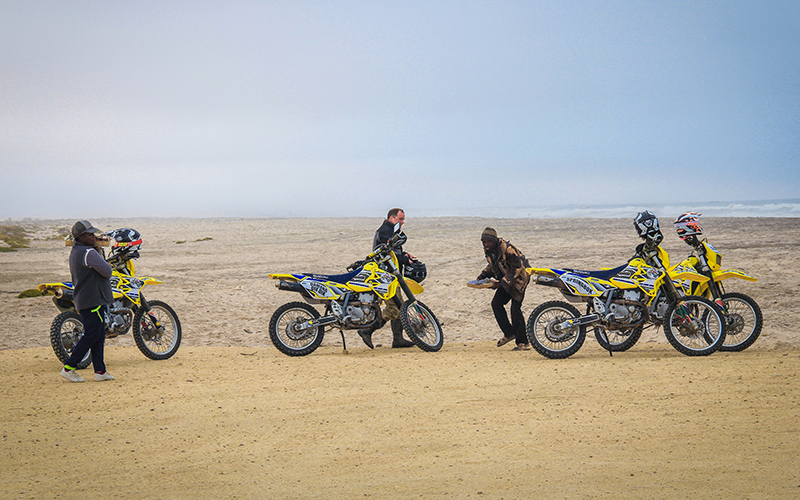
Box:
[1,217,799,498]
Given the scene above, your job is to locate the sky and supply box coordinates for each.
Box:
[1,1,798,218]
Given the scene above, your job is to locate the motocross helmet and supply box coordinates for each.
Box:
[403,260,427,283]
[107,228,142,260]
[674,212,703,244]
[633,211,663,247]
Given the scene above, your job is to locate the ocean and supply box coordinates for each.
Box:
[418,199,800,219]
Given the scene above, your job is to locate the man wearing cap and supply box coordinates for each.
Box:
[476,227,532,350]
[60,220,115,382]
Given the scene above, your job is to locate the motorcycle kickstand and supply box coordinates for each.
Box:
[340,329,349,354]
[597,329,613,357]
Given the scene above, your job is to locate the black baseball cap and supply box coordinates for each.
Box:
[71,220,101,239]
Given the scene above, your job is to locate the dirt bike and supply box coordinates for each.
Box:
[267,225,443,356]
[525,243,727,359]
[673,238,762,352]
[38,231,181,368]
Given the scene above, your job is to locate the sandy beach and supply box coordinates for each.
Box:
[1,216,799,498]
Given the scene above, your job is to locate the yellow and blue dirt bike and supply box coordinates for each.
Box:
[38,229,181,368]
[525,243,727,359]
[267,226,443,356]
[673,212,762,351]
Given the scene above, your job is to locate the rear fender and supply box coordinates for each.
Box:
[37,282,73,295]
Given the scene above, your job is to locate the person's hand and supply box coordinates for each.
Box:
[406,252,416,261]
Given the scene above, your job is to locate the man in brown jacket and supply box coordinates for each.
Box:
[476,227,532,350]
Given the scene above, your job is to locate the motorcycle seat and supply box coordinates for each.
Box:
[303,268,362,284]
[563,264,628,281]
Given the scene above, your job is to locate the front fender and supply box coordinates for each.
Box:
[712,269,757,282]
[668,264,710,283]
[138,277,164,286]
[405,278,424,295]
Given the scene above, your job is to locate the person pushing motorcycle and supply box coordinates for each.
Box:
[476,227,532,350]
[357,208,416,349]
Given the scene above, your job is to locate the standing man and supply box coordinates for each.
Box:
[60,220,115,382]
[357,208,416,349]
[476,227,532,350]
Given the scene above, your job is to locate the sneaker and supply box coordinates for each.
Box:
[94,372,115,382]
[60,367,85,382]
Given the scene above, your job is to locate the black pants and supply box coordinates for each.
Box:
[65,304,107,373]
[492,287,527,345]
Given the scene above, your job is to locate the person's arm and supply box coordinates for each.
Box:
[84,248,113,278]
[499,246,522,290]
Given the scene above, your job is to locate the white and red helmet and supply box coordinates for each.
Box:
[107,228,142,258]
[674,212,703,241]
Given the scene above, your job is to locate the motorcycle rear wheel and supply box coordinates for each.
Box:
[594,324,643,352]
[527,301,585,359]
[269,302,325,356]
[400,300,443,352]
[133,300,182,360]
[663,296,726,356]
[716,292,763,352]
[50,311,92,369]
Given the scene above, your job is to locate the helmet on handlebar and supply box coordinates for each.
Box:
[674,212,703,244]
[403,260,427,283]
[107,228,142,261]
[633,211,663,247]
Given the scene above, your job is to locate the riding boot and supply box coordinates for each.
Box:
[391,319,415,348]
[357,319,384,349]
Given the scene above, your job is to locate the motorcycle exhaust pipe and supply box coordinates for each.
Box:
[55,288,74,300]
[277,281,307,295]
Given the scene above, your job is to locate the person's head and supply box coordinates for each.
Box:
[481,227,499,253]
[71,220,101,245]
[387,208,405,227]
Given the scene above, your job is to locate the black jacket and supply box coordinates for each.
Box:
[373,220,410,267]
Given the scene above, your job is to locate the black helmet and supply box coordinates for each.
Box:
[107,228,142,261]
[633,211,663,247]
[404,260,427,283]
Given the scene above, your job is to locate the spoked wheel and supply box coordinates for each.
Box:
[594,325,643,352]
[133,300,182,360]
[269,302,325,356]
[663,296,726,356]
[716,292,763,352]
[400,300,443,352]
[50,311,92,369]
[526,301,585,359]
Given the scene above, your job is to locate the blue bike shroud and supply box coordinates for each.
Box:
[303,268,363,284]
[562,264,628,281]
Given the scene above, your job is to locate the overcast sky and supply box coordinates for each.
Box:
[2,1,798,218]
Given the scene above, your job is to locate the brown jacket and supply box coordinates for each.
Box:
[478,239,531,302]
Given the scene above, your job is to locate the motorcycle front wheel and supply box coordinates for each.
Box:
[717,292,763,352]
[663,296,726,356]
[50,311,92,369]
[400,300,443,352]
[527,301,586,359]
[269,302,325,356]
[133,300,182,360]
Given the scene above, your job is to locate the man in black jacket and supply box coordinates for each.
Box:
[358,208,415,349]
[60,220,115,382]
